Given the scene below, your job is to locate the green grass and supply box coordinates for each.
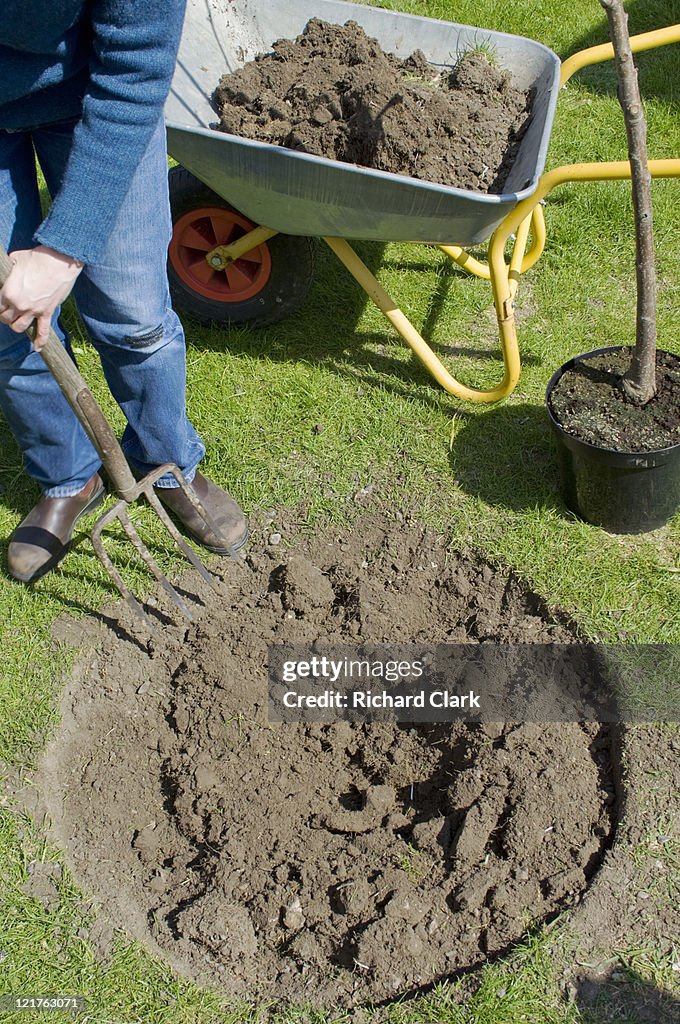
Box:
[454,33,500,69]
[1,1,679,1021]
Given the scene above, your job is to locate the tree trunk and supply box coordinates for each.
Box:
[599,0,657,404]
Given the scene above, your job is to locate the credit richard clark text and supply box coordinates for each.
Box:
[281,689,481,709]
[278,656,480,710]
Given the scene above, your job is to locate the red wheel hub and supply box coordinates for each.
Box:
[169,206,272,302]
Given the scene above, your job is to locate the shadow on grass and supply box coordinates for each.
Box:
[377,961,680,1021]
[448,402,565,514]
[562,0,680,102]
[184,239,541,409]
[574,969,680,1024]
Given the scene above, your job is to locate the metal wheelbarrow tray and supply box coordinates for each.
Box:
[166,0,560,245]
[165,0,680,402]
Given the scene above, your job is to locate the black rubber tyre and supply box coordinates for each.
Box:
[167,166,316,327]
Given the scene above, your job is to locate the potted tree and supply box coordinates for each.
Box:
[545,0,680,533]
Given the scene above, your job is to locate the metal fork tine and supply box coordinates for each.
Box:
[86,478,232,631]
[117,507,195,620]
[144,486,219,585]
[91,518,159,634]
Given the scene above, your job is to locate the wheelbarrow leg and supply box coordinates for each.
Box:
[438,205,547,283]
[322,235,526,403]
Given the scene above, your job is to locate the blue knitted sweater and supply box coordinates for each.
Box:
[0,1,187,263]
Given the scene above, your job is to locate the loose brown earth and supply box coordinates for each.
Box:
[214,19,533,193]
[36,512,622,1008]
[548,348,680,453]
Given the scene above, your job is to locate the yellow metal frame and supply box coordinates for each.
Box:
[208,24,680,402]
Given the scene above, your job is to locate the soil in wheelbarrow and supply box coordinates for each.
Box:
[40,511,617,1008]
[213,18,534,193]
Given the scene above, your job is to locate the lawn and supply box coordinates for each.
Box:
[0,0,678,1022]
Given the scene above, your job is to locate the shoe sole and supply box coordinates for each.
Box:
[196,525,249,555]
[9,486,107,584]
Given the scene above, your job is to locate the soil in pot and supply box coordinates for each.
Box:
[213,18,534,193]
[548,348,680,454]
[39,512,618,1008]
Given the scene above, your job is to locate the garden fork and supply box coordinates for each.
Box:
[0,244,228,633]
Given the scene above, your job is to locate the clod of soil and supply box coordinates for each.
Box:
[214,19,534,193]
[548,348,680,453]
[40,514,617,1008]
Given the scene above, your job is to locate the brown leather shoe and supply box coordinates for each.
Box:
[155,471,248,554]
[8,473,106,583]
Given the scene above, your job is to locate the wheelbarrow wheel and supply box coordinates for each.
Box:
[168,167,315,327]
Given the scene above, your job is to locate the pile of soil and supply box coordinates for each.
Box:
[214,19,534,193]
[548,349,680,452]
[39,515,617,1008]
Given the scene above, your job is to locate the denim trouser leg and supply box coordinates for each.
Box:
[0,130,101,496]
[0,117,205,496]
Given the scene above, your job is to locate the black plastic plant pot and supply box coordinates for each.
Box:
[546,348,680,534]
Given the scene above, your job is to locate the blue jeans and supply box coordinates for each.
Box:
[0,117,205,496]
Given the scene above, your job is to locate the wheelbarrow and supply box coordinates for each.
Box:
[164,0,680,403]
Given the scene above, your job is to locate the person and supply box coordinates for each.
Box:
[0,0,247,583]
